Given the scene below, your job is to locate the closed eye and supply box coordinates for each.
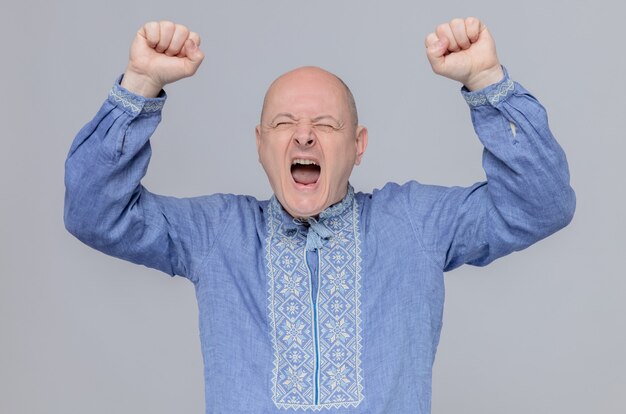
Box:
[273,121,295,129]
[313,124,337,133]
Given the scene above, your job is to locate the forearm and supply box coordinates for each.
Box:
[463,68,576,253]
[63,80,179,272]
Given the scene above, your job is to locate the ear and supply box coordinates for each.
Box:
[255,125,262,162]
[354,125,368,165]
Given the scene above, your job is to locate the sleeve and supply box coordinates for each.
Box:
[64,78,233,281]
[407,67,576,272]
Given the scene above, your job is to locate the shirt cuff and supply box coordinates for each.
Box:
[108,74,167,115]
[461,66,514,108]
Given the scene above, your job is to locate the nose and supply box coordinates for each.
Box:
[293,123,316,147]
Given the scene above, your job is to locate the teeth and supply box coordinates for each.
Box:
[292,159,318,166]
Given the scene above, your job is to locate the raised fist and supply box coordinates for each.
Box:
[121,21,205,97]
[425,17,503,91]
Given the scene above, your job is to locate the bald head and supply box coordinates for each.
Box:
[260,66,358,128]
[255,65,368,219]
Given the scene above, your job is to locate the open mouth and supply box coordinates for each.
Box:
[291,159,321,185]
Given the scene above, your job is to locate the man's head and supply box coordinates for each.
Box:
[256,66,368,219]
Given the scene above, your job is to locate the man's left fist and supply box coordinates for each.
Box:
[425,17,503,91]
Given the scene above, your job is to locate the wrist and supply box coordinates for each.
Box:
[120,70,163,98]
[463,65,504,92]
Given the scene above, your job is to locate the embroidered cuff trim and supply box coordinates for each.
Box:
[108,76,166,115]
[461,67,515,107]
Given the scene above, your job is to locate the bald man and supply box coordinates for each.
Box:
[65,18,575,414]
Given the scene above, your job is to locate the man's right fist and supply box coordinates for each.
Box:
[121,21,204,98]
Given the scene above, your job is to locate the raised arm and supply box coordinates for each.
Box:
[407,17,575,271]
[64,22,231,280]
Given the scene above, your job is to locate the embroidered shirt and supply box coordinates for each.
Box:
[64,69,575,413]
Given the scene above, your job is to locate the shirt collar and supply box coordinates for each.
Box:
[269,184,355,250]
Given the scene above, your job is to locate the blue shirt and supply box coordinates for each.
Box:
[64,69,575,413]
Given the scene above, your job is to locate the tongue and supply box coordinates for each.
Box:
[292,164,320,185]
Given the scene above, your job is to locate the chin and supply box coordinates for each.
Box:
[282,192,329,219]
[285,199,324,219]
[273,179,323,218]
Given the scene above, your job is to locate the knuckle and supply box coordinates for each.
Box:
[160,20,174,30]
[143,21,156,33]
[425,33,437,47]
[450,18,464,26]
[143,22,159,45]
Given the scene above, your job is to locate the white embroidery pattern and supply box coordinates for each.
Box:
[266,193,363,410]
[463,77,515,107]
[109,86,164,114]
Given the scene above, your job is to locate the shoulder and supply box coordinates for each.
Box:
[156,192,267,228]
[356,180,454,208]
[355,180,487,223]
[189,192,266,215]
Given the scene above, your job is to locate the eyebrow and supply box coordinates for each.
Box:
[270,113,298,123]
[269,113,342,125]
[312,115,341,125]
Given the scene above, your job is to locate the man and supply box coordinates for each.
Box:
[64,17,575,413]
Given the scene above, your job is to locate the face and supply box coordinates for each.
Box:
[256,67,368,219]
